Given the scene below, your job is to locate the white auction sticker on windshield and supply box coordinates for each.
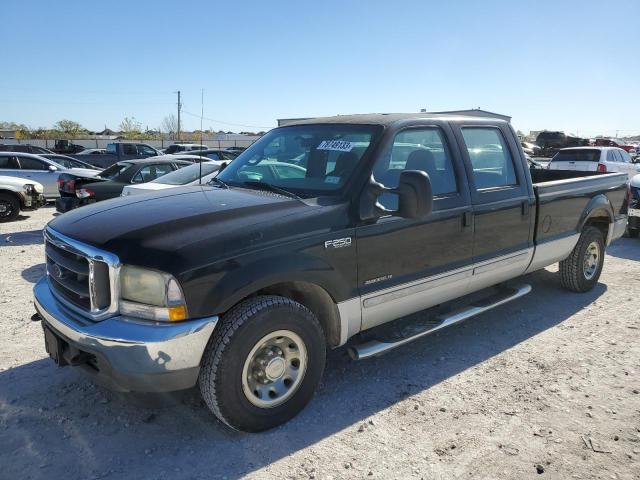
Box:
[317,140,354,152]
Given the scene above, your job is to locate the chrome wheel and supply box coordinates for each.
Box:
[242,330,308,408]
[583,241,600,280]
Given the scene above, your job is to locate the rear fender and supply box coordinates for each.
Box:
[578,194,614,243]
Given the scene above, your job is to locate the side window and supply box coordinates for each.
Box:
[206,152,221,160]
[18,157,48,170]
[132,164,173,183]
[606,150,616,162]
[137,145,158,156]
[618,150,630,163]
[122,144,137,155]
[461,128,517,189]
[372,127,457,210]
[0,155,18,169]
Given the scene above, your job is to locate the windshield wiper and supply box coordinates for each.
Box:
[240,181,302,200]
[208,177,229,189]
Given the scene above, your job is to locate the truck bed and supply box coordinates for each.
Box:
[526,170,628,273]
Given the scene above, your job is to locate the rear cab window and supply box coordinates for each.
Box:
[552,149,601,162]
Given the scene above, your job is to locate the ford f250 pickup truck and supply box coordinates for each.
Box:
[33,114,628,432]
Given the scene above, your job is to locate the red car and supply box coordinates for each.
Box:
[594,138,636,154]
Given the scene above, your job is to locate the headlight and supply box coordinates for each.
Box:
[119,265,188,322]
[23,183,36,194]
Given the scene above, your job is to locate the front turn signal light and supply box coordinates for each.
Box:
[168,305,188,322]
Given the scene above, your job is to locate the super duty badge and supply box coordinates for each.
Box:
[324,237,352,249]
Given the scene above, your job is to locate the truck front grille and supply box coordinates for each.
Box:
[44,227,119,320]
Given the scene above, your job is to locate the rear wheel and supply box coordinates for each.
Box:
[0,193,20,222]
[199,295,326,432]
[559,226,605,292]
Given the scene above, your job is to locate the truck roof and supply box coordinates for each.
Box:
[286,113,510,127]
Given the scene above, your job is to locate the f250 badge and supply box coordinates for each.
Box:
[324,237,352,249]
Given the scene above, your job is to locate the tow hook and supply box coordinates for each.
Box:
[31,312,42,322]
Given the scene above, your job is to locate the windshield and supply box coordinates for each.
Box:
[151,162,219,185]
[552,149,601,162]
[53,156,89,169]
[216,124,381,196]
[99,162,130,179]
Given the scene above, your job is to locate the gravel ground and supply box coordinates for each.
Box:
[1,206,639,480]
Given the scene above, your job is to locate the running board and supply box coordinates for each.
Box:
[348,283,532,360]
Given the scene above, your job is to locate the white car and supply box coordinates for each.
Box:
[0,152,99,199]
[0,175,45,221]
[77,148,107,155]
[547,147,640,180]
[121,160,223,196]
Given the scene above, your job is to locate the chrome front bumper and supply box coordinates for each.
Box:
[33,277,218,392]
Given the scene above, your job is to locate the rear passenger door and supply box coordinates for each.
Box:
[454,124,534,291]
[356,124,474,330]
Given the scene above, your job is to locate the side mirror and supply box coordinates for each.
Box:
[48,165,58,172]
[360,170,433,220]
[218,161,229,173]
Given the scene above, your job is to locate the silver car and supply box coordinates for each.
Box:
[0,152,98,199]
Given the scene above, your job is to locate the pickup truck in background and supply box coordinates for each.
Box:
[33,113,627,432]
[536,131,589,157]
[62,142,163,169]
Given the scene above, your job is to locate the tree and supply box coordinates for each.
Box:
[54,119,84,138]
[161,114,178,140]
[119,116,143,140]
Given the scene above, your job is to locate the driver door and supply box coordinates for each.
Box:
[356,124,474,330]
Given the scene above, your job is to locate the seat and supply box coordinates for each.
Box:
[328,152,357,177]
[405,149,437,178]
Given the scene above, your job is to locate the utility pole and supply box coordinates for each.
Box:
[175,90,182,141]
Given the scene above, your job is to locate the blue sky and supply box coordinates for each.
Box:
[2,0,639,136]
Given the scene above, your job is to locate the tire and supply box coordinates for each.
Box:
[0,193,20,222]
[625,227,639,238]
[199,295,326,432]
[559,226,605,292]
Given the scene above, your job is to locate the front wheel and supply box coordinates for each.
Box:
[199,295,326,432]
[0,193,20,222]
[559,226,605,292]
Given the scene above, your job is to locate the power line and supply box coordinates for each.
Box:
[181,109,272,130]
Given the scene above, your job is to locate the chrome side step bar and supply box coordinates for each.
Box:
[348,283,532,360]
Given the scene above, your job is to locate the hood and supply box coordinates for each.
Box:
[121,183,175,196]
[48,185,321,273]
[0,175,44,192]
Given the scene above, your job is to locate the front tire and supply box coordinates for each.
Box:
[0,193,20,222]
[199,295,326,432]
[559,226,605,292]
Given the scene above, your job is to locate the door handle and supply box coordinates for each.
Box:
[521,201,530,216]
[463,211,473,228]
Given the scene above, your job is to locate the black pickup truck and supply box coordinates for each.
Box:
[33,114,627,432]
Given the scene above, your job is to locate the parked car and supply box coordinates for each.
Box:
[33,113,627,432]
[627,174,640,238]
[521,141,541,156]
[225,146,247,153]
[55,143,164,169]
[0,176,45,221]
[121,161,223,196]
[594,138,637,156]
[0,143,54,154]
[536,131,589,157]
[0,152,99,199]
[547,147,639,180]
[53,139,86,154]
[55,157,191,211]
[176,148,238,161]
[77,148,107,155]
[41,154,101,171]
[163,143,208,154]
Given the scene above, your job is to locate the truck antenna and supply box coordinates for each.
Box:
[200,89,204,185]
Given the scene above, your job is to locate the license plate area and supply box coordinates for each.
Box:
[43,325,69,366]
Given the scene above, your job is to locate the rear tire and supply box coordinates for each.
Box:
[0,193,20,222]
[559,226,605,292]
[199,295,326,432]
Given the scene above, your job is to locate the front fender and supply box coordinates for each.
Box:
[182,249,356,318]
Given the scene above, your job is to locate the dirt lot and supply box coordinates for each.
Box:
[1,206,639,480]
